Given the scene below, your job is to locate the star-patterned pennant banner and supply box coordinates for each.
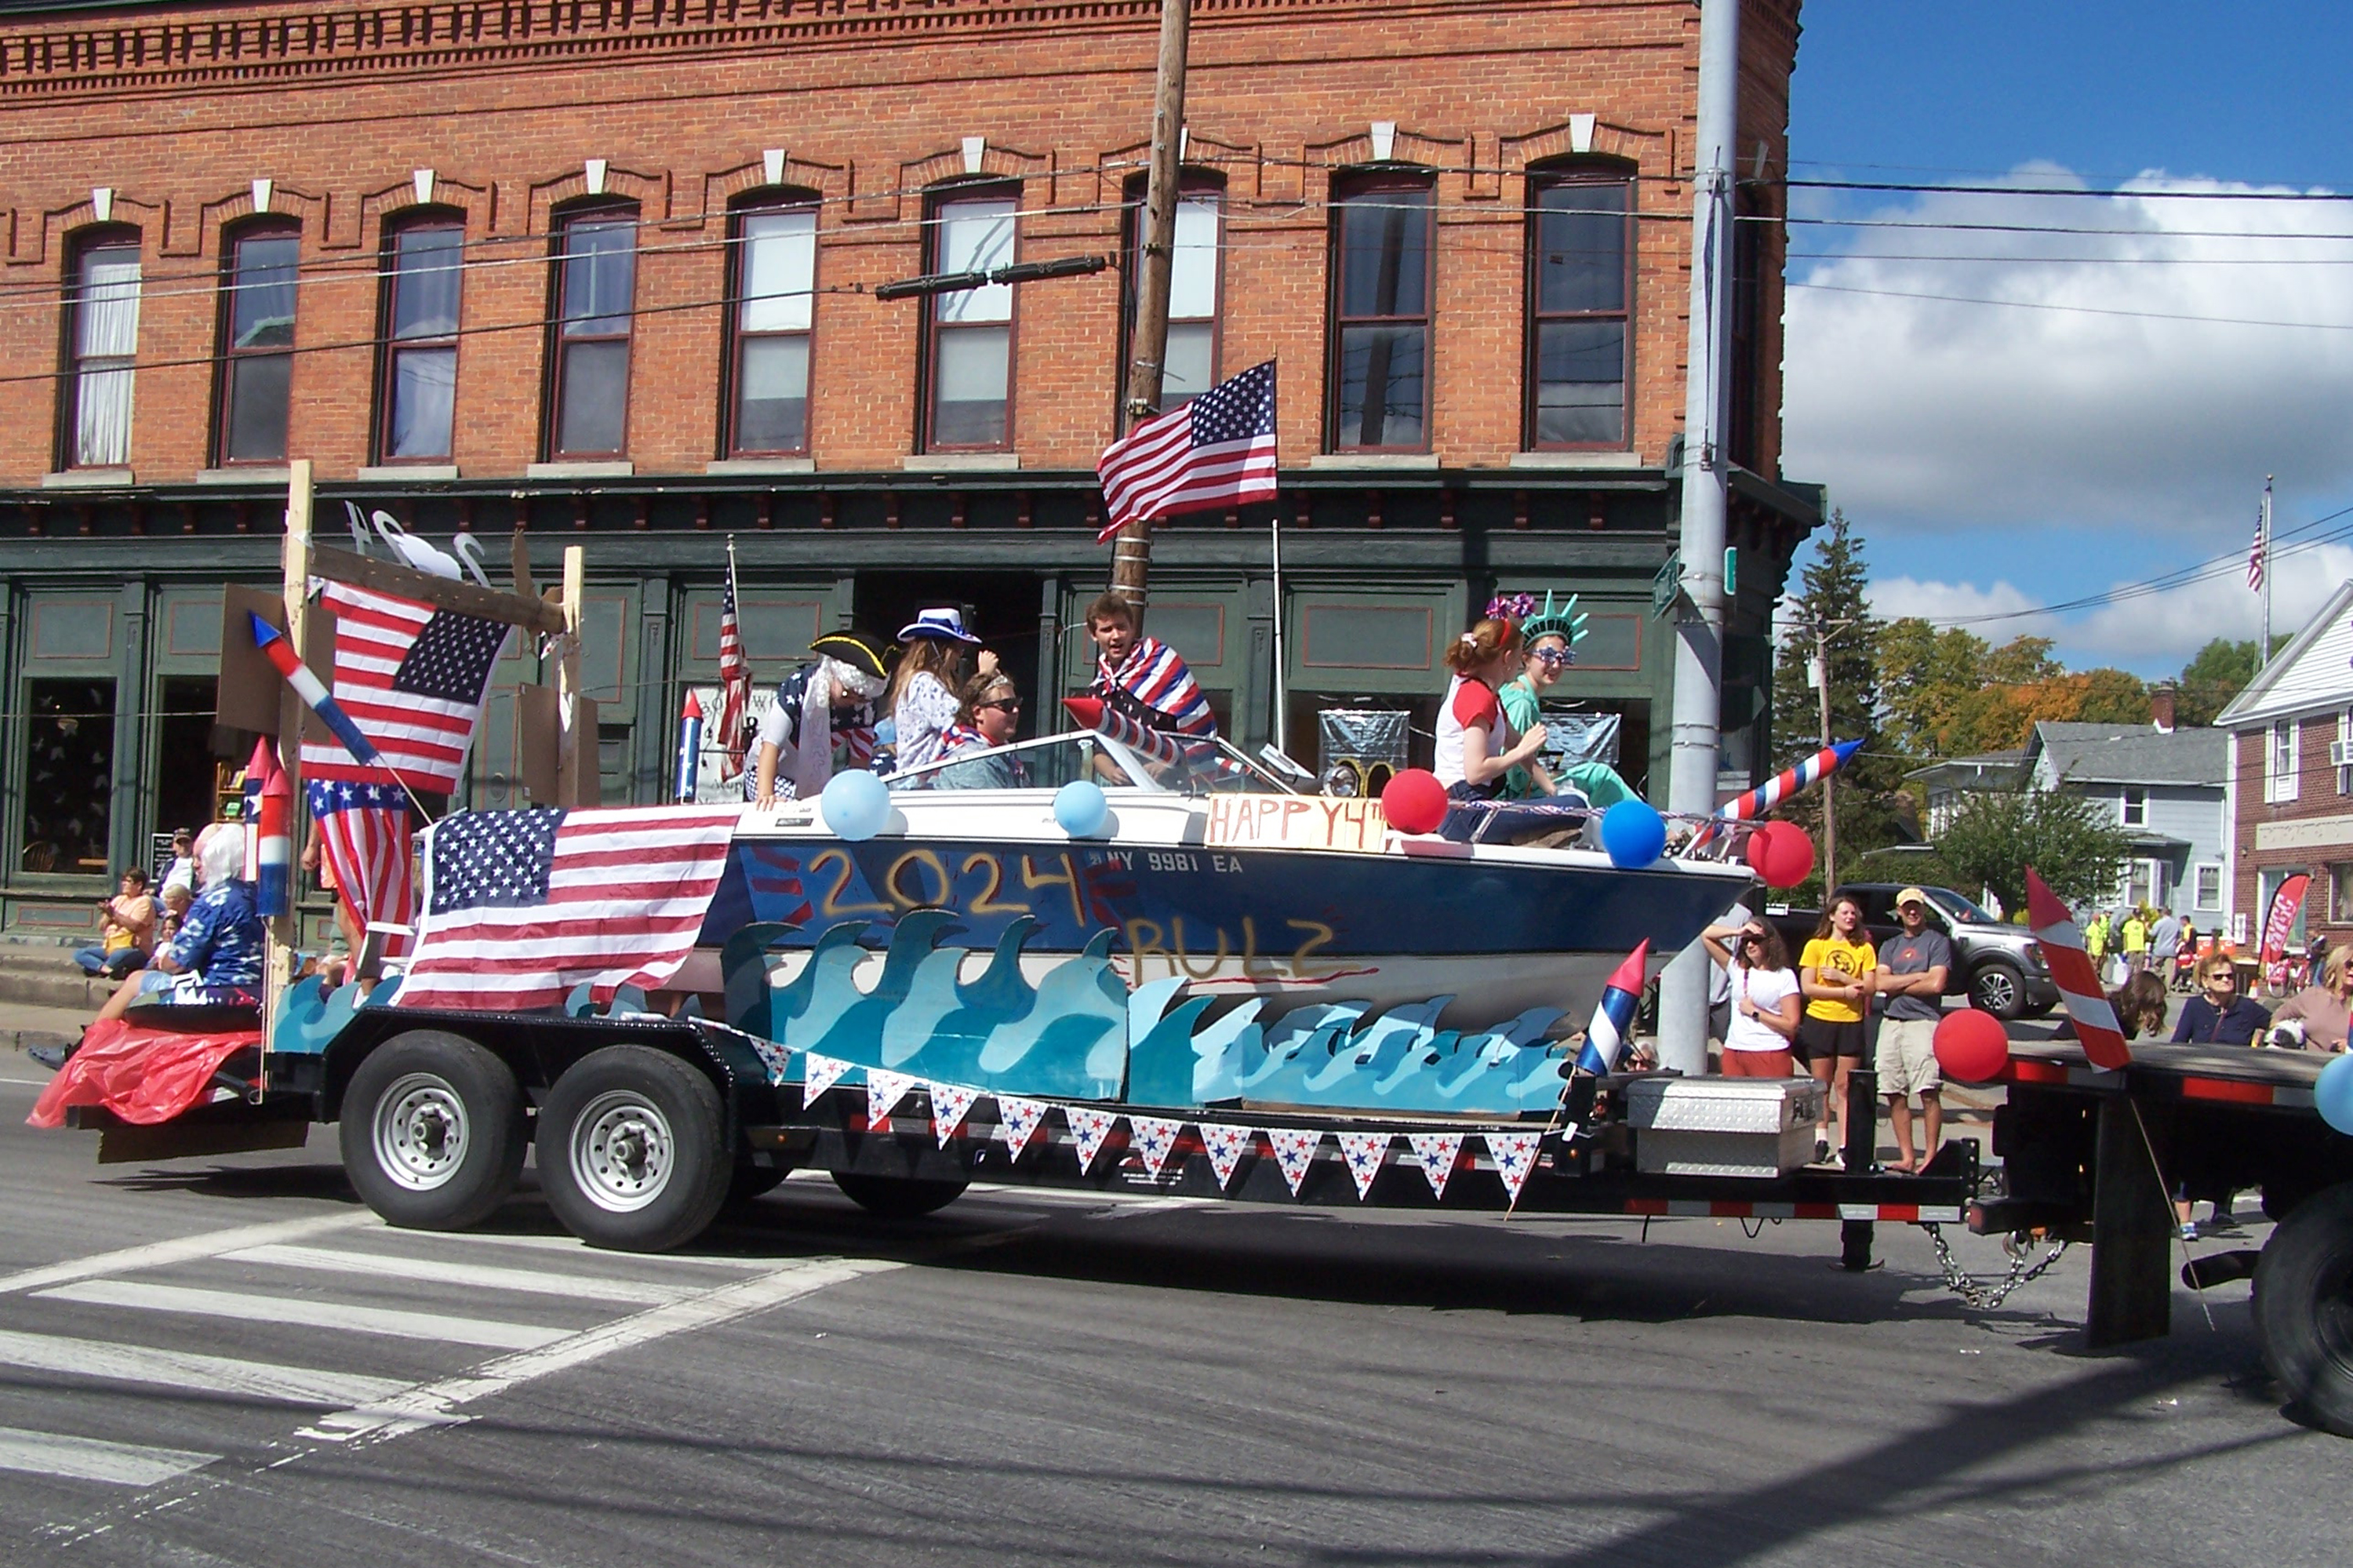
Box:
[1485,1131,1540,1203]
[1336,1130,1391,1199]
[749,1039,792,1085]
[996,1097,1048,1159]
[866,1068,918,1126]
[802,1053,853,1102]
[1129,1116,1184,1178]
[1406,1131,1465,1199]
[1065,1105,1122,1171]
[1199,1123,1253,1188]
[929,1082,981,1148]
[1267,1127,1322,1195]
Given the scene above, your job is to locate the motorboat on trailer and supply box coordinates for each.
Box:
[689,729,1755,1092]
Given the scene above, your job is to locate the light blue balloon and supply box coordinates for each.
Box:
[820,768,891,842]
[1600,799,1667,868]
[2318,1052,2353,1138]
[1054,778,1109,837]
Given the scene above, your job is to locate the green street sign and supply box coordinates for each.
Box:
[1651,550,1682,619]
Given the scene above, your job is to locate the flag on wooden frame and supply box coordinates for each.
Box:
[1096,359,1278,543]
[307,778,417,955]
[300,581,509,791]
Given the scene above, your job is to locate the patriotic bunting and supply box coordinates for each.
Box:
[1406,1131,1465,1199]
[1337,1130,1390,1199]
[996,1096,1048,1159]
[1268,1127,1322,1195]
[1200,1123,1253,1188]
[867,1069,918,1126]
[750,1039,792,1084]
[1485,1131,1541,1203]
[929,1082,981,1148]
[1066,1106,1122,1171]
[1129,1115,1184,1178]
[802,1052,853,1102]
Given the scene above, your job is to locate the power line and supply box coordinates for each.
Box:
[1787,278,2353,331]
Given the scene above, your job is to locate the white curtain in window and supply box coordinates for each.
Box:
[934,200,1014,324]
[73,250,140,467]
[740,209,815,333]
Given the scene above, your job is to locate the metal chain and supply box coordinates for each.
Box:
[1921,1222,2071,1312]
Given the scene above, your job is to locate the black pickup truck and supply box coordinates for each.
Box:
[1765,882,2061,1020]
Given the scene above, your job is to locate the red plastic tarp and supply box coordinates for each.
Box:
[26,1018,260,1130]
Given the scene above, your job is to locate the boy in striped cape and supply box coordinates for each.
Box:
[1083,592,1218,738]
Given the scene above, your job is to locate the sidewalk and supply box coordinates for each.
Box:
[2,1002,92,1059]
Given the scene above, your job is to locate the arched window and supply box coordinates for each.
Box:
[922,183,1018,450]
[215,220,301,464]
[725,193,819,456]
[1121,174,1224,417]
[1525,162,1634,449]
[1326,173,1434,452]
[60,229,142,469]
[377,211,464,463]
[547,203,638,459]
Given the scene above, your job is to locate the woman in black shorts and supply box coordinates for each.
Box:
[1798,893,1876,1164]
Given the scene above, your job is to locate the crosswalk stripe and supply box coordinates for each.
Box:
[0,1328,407,1408]
[221,1243,689,1306]
[31,1280,568,1352]
[0,1211,378,1297]
[417,1229,770,1268]
[0,1424,217,1487]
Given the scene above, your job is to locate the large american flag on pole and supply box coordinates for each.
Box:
[717,553,751,780]
[301,582,510,791]
[1096,359,1278,543]
[392,805,740,1011]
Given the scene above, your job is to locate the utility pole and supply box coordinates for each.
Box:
[1107,0,1194,625]
[1654,0,1740,1076]
[1809,616,1860,888]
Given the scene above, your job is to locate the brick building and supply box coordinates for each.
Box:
[2219,580,2353,951]
[0,0,1820,937]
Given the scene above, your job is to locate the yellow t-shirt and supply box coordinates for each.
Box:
[1799,935,1877,1024]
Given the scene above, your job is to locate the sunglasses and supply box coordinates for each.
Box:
[978,698,1021,713]
[1532,649,1572,667]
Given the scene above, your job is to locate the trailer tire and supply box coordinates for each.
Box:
[726,1161,791,1206]
[2253,1179,2353,1436]
[339,1031,526,1231]
[831,1172,969,1218]
[538,1046,732,1252]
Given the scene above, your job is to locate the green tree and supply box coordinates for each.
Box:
[1878,617,1988,761]
[1930,788,2130,914]
[2175,635,2286,727]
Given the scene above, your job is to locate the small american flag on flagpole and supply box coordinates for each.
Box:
[393,805,740,1011]
[2248,508,2267,591]
[717,545,751,780]
[1096,359,1279,544]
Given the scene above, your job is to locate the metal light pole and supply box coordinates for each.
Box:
[1655,0,1741,1076]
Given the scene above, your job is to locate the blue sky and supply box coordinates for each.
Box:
[1780,2,2353,675]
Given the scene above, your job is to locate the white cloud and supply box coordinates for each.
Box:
[1783,166,2353,536]
[1866,576,2053,632]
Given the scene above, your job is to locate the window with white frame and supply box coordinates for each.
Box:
[2120,786,2148,828]
[2340,709,2352,795]
[2269,719,2299,803]
[2332,863,2353,922]
[2194,864,2223,911]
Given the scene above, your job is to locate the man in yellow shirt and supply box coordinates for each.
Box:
[2120,909,2149,974]
[1798,892,1878,1165]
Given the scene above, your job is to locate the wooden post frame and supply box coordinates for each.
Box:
[260,460,315,1083]
[557,544,588,806]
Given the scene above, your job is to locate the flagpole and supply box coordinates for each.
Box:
[2260,476,2275,667]
[1270,504,1289,752]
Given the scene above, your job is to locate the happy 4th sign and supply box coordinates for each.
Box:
[1203,793,1391,854]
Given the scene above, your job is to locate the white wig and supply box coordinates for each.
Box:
[195,823,249,888]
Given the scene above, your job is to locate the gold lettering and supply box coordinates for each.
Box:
[960,852,1030,915]
[885,848,951,909]
[812,847,891,919]
[1172,917,1233,980]
[1286,917,1339,979]
[1126,918,1169,982]
[1020,852,1088,927]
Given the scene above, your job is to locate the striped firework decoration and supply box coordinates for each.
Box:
[1688,738,1862,852]
[1575,940,1649,1076]
[307,779,417,953]
[394,805,740,1010]
[300,581,510,791]
[1062,697,1242,782]
[2024,868,2132,1071]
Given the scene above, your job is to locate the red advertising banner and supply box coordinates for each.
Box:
[2260,872,2311,964]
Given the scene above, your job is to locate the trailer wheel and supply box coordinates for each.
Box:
[537,1046,731,1252]
[2253,1179,2353,1436]
[726,1161,791,1206]
[339,1031,526,1231]
[831,1172,969,1218]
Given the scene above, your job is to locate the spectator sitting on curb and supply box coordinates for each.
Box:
[75,868,156,980]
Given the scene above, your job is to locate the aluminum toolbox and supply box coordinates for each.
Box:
[1624,1076,1824,1178]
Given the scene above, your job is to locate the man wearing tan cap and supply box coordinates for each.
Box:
[1874,887,1952,1173]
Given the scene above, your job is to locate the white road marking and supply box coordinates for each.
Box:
[220,1243,689,1306]
[413,1228,770,1268]
[0,1425,217,1488]
[32,1280,567,1352]
[0,1328,406,1408]
[0,1075,56,1089]
[0,1212,378,1296]
[301,1253,904,1444]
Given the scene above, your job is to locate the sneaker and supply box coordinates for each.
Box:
[25,1043,68,1072]
[1815,1137,1831,1166]
[2179,1221,2199,1242]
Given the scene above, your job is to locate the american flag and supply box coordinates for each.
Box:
[392,805,740,1011]
[2248,508,2267,591]
[302,582,509,791]
[307,778,416,955]
[717,553,751,780]
[1096,359,1278,543]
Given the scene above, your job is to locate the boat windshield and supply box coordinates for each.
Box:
[886,729,1298,795]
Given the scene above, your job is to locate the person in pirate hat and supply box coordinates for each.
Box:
[1491,590,1636,806]
[750,629,891,805]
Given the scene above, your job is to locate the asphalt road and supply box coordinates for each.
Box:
[1,1046,2348,1568]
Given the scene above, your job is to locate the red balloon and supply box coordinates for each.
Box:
[1934,1007,2012,1083]
[1380,768,1449,835]
[1745,820,1815,889]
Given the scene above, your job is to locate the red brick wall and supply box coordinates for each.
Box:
[2233,719,2353,936]
[0,0,1802,484]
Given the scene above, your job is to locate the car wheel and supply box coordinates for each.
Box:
[339,1030,526,1231]
[538,1046,732,1252]
[1970,962,2027,1020]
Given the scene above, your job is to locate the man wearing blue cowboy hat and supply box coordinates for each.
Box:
[884,607,998,781]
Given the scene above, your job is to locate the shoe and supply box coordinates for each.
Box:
[1815,1137,1831,1165]
[25,1043,68,1072]
[2180,1221,2199,1242]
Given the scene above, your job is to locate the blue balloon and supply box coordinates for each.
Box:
[1600,799,1667,868]
[2318,1052,2353,1138]
[1054,778,1110,837]
[819,768,892,842]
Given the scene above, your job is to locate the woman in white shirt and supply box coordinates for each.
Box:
[882,608,996,784]
[1700,917,1802,1077]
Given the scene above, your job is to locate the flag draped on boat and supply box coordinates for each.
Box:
[394,805,739,1010]
[300,582,509,791]
[1096,359,1278,543]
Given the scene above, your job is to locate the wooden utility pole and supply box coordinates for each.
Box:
[1813,620,1837,890]
[1108,0,1195,621]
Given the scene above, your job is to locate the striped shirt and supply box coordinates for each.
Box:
[1093,635,1217,738]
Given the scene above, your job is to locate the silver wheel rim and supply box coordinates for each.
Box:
[569,1090,675,1213]
[1980,972,2017,1012]
[373,1072,470,1192]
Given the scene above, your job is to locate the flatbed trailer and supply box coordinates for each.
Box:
[56,1002,2353,1436]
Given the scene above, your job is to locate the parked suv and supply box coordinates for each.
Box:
[1763,883,2059,1021]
